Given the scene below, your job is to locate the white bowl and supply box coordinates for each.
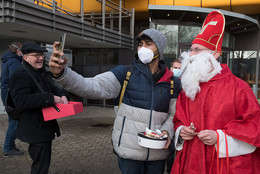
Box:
[137,132,167,149]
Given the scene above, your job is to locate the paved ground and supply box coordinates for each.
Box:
[0,106,121,174]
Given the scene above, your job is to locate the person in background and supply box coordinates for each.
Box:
[165,58,182,173]
[170,59,182,79]
[48,29,182,174]
[1,42,24,157]
[9,42,68,174]
[171,11,260,174]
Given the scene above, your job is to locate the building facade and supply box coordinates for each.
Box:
[0,0,259,111]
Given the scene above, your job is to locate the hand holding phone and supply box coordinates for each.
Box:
[56,33,66,58]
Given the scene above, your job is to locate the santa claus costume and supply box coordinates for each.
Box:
[171,11,260,174]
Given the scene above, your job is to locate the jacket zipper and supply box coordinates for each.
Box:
[146,85,155,161]
[118,116,126,147]
[148,85,154,129]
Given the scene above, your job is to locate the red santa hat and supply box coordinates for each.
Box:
[192,11,225,52]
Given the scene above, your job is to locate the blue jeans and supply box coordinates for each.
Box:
[4,115,18,152]
[118,156,165,174]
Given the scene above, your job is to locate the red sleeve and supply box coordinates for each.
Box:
[224,80,260,147]
[173,90,189,130]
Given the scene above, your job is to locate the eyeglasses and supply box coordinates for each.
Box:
[189,47,211,54]
[26,54,45,59]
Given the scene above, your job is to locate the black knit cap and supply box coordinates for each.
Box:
[21,42,47,55]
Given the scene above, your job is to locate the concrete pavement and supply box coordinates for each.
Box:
[0,106,121,174]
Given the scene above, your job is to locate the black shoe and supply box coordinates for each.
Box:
[3,149,24,157]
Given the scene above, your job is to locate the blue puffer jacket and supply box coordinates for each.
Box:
[1,52,22,104]
[112,61,181,113]
[111,61,181,161]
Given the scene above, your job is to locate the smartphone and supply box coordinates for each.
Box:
[56,33,67,58]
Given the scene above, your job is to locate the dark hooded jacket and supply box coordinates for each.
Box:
[9,60,65,143]
[1,51,22,104]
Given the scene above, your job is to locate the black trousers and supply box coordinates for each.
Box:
[28,141,52,174]
[166,139,176,174]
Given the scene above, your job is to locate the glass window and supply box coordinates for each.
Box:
[220,51,229,64]
[156,25,178,43]
[156,25,178,55]
[232,50,257,87]
[163,42,178,55]
[229,34,235,49]
[222,32,229,48]
[156,25,178,67]
[179,26,200,43]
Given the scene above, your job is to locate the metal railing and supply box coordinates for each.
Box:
[34,0,77,16]
[34,0,135,36]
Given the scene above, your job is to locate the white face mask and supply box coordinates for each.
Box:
[138,47,158,64]
[172,69,182,78]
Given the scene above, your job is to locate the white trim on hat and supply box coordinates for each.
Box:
[215,11,225,52]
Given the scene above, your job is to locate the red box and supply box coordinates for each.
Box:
[42,101,84,121]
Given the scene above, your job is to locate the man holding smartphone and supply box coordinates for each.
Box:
[49,29,182,174]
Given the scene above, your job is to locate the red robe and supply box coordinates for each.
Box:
[171,64,260,174]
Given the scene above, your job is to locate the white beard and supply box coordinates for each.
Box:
[180,51,222,101]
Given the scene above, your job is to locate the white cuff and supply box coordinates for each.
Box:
[174,125,184,151]
[215,130,256,158]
